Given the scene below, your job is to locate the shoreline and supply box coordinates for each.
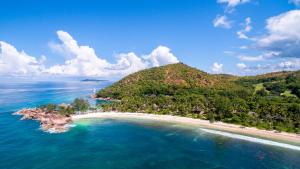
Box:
[14,108,72,133]
[72,112,300,147]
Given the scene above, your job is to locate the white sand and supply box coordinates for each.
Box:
[72,112,300,148]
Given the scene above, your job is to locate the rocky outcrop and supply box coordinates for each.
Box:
[14,108,72,133]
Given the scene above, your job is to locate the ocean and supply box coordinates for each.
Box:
[0,79,299,169]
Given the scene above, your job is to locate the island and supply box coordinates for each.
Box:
[14,63,300,144]
[14,98,91,133]
[14,108,72,133]
[81,79,108,82]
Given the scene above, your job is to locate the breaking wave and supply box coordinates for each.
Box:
[199,128,300,151]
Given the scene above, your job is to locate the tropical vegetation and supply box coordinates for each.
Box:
[39,98,90,116]
[96,63,300,133]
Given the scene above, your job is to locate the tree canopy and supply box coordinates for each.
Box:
[97,63,300,133]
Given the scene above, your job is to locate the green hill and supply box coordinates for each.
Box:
[97,63,300,133]
[97,63,238,98]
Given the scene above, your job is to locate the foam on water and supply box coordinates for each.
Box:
[199,128,300,151]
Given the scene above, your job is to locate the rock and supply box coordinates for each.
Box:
[14,108,72,133]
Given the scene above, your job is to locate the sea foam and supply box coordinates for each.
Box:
[199,128,300,151]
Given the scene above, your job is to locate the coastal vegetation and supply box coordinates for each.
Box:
[39,98,91,116]
[15,98,91,133]
[96,63,300,133]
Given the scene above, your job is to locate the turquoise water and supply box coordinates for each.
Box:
[0,80,300,169]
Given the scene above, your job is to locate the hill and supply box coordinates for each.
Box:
[97,63,238,98]
[97,63,300,133]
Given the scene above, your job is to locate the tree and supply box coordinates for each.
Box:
[72,98,90,112]
[256,88,268,96]
[286,75,297,84]
[264,82,286,95]
[94,63,300,133]
[290,84,300,98]
[38,103,57,112]
[46,104,57,112]
[58,105,75,116]
[208,111,215,123]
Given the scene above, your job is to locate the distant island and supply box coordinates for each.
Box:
[81,79,108,82]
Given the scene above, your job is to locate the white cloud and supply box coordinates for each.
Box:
[238,51,279,61]
[217,0,250,13]
[289,0,300,6]
[46,30,112,77]
[0,41,45,75]
[46,30,179,77]
[223,50,236,55]
[235,10,300,63]
[237,17,252,39]
[239,45,248,49]
[236,59,300,75]
[143,46,179,67]
[0,31,179,77]
[217,0,250,8]
[277,60,300,70]
[256,10,300,58]
[236,63,247,69]
[213,15,232,29]
[211,62,224,73]
[238,55,264,61]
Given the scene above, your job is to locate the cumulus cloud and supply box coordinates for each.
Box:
[46,30,112,76]
[236,59,300,75]
[0,31,179,77]
[143,46,179,67]
[211,62,224,73]
[238,55,264,62]
[235,10,300,62]
[276,60,300,70]
[239,45,248,50]
[217,0,250,8]
[256,10,300,58]
[236,63,247,69]
[236,62,270,74]
[214,1,251,31]
[213,15,232,29]
[238,51,279,61]
[0,41,45,75]
[237,17,252,39]
[289,0,300,6]
[46,30,179,77]
[217,0,250,13]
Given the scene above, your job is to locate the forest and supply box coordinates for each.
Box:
[97,63,300,133]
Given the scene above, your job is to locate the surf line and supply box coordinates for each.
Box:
[199,128,300,151]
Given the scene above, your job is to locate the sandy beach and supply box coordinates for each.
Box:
[72,112,300,147]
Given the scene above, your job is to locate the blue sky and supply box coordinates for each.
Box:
[0,0,300,78]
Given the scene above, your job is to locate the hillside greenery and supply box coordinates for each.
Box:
[96,63,300,133]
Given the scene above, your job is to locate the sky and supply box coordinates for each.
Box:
[0,0,300,79]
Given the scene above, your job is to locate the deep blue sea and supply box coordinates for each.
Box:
[0,80,300,169]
